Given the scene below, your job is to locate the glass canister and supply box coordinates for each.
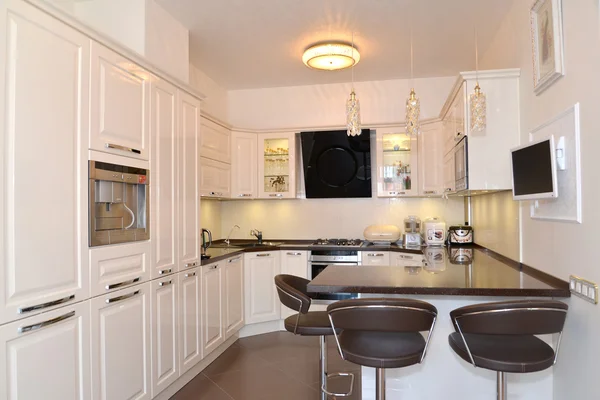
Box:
[404,215,421,233]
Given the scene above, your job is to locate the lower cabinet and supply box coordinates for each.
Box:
[244,252,281,324]
[178,267,202,375]
[280,251,308,319]
[223,255,244,338]
[0,302,91,400]
[202,261,224,357]
[91,283,151,400]
[361,251,390,266]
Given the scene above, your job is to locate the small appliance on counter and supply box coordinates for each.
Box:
[402,215,422,246]
[449,247,474,265]
[447,225,474,245]
[423,217,446,246]
[423,247,446,273]
[363,225,401,244]
[201,228,212,260]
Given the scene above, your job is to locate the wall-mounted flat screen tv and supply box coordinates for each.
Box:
[510,136,558,201]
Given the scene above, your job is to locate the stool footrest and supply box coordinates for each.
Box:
[321,372,355,397]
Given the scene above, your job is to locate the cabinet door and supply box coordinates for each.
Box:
[224,255,244,338]
[391,253,424,267]
[244,252,281,324]
[361,252,390,266]
[231,132,258,199]
[178,91,202,271]
[200,157,232,198]
[90,42,150,160]
[151,277,178,397]
[376,129,419,197]
[280,251,308,319]
[200,118,231,163]
[178,268,202,375]
[151,79,178,278]
[0,0,89,324]
[91,283,151,400]
[257,132,296,199]
[202,262,224,357]
[443,150,456,194]
[454,82,466,141]
[0,301,90,400]
[418,122,444,196]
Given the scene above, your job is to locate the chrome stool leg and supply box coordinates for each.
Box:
[320,335,327,400]
[376,368,386,400]
[497,371,507,400]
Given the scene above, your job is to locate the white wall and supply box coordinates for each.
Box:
[200,199,222,239]
[189,64,229,122]
[477,0,600,398]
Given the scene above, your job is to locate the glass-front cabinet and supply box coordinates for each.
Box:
[257,132,296,198]
[376,128,419,197]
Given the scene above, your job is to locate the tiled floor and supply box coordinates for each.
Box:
[171,332,362,400]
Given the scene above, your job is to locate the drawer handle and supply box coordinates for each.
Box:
[18,311,76,334]
[106,290,140,304]
[256,253,270,257]
[209,192,223,196]
[106,143,141,155]
[185,262,198,268]
[184,272,197,278]
[105,277,140,291]
[158,269,172,275]
[159,280,172,287]
[18,294,75,314]
[424,190,436,194]
[286,252,302,256]
[367,253,385,257]
[400,255,414,259]
[228,256,242,263]
[238,194,252,197]
[210,264,219,269]
[389,191,406,195]
[269,194,283,198]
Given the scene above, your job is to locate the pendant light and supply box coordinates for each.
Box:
[470,28,487,132]
[346,32,361,137]
[406,26,420,137]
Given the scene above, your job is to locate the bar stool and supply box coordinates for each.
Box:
[448,300,568,400]
[327,298,438,400]
[274,274,354,400]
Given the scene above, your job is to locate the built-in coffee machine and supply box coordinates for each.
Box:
[89,161,149,246]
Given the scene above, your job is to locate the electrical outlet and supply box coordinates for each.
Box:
[569,275,598,304]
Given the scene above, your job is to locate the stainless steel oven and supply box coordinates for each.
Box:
[309,250,360,302]
[454,136,468,191]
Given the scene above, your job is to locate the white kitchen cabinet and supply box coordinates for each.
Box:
[280,251,308,319]
[200,157,232,198]
[0,0,89,324]
[151,277,179,398]
[361,251,390,266]
[375,128,419,197]
[150,79,178,279]
[244,252,281,324]
[178,267,202,375]
[418,122,444,196]
[91,283,151,400]
[231,132,258,199]
[200,118,231,163]
[90,42,150,160]
[391,252,425,267]
[443,150,456,194]
[223,255,245,338]
[0,301,91,400]
[202,262,224,357]
[257,132,297,199]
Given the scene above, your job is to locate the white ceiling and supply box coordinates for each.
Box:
[156,0,513,90]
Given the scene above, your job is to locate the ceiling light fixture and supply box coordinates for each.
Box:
[470,28,487,132]
[405,26,420,137]
[302,43,360,71]
[346,33,361,137]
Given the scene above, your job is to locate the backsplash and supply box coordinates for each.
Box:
[200,199,223,239]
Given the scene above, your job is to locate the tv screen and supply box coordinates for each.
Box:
[511,137,558,200]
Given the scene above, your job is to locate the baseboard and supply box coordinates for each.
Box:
[238,320,284,338]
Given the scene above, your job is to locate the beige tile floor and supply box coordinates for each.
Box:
[170,332,361,400]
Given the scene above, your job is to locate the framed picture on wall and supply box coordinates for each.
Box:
[530,0,565,95]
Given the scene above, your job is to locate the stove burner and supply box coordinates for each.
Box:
[313,238,363,246]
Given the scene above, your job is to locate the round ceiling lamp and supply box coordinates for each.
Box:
[302,43,360,71]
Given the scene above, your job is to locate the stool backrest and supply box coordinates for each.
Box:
[274,274,311,314]
[450,300,568,335]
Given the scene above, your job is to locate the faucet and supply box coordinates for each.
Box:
[224,224,240,245]
[250,229,263,244]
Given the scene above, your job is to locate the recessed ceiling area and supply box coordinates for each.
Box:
[156,0,513,90]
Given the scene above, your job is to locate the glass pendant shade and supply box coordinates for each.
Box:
[346,90,362,137]
[405,89,421,136]
[470,83,487,132]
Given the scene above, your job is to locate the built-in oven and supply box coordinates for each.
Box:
[309,250,360,302]
[454,136,468,191]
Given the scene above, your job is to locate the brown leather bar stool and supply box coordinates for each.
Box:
[327,298,438,400]
[274,274,354,400]
[448,300,568,400]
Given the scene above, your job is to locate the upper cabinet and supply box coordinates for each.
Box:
[257,133,297,199]
[231,132,258,199]
[200,157,231,198]
[418,122,444,196]
[90,42,151,160]
[200,118,231,163]
[375,128,419,197]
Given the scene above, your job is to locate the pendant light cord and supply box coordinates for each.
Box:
[475,27,479,83]
[351,32,355,90]
[410,26,414,87]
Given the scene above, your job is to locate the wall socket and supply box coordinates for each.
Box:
[569,275,598,304]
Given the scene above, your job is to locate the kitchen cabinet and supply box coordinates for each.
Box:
[91,283,151,400]
[0,0,89,324]
[391,253,425,267]
[375,128,419,197]
[151,277,179,398]
[224,255,245,338]
[200,157,232,198]
[90,42,150,160]
[0,301,91,400]
[443,150,456,194]
[200,118,231,163]
[280,251,308,319]
[244,252,281,324]
[257,132,297,199]
[361,252,390,266]
[202,262,224,357]
[418,122,444,196]
[231,131,258,199]
[178,267,202,375]
[443,83,466,156]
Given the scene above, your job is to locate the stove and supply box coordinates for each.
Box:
[312,238,363,246]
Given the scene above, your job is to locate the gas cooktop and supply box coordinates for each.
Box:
[312,238,363,246]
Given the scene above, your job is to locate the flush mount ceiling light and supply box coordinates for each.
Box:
[302,43,360,71]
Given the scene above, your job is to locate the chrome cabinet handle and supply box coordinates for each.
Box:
[105,277,140,291]
[256,253,270,257]
[286,252,302,256]
[238,194,252,197]
[445,188,452,192]
[389,191,406,195]
[159,280,172,287]
[209,192,223,196]
[18,311,76,334]
[18,294,75,314]
[185,262,198,268]
[209,264,219,270]
[184,272,197,278]
[106,143,141,155]
[367,253,385,257]
[228,256,242,263]
[399,255,414,259]
[158,269,172,275]
[106,290,140,304]
[424,190,436,194]
[269,194,283,197]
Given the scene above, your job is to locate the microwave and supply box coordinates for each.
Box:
[454,137,468,191]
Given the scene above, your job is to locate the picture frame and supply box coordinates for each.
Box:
[530,0,565,95]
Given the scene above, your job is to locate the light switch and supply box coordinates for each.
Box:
[570,275,598,304]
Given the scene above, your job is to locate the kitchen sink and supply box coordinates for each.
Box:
[211,241,284,248]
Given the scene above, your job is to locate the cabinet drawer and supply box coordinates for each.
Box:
[90,242,151,297]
